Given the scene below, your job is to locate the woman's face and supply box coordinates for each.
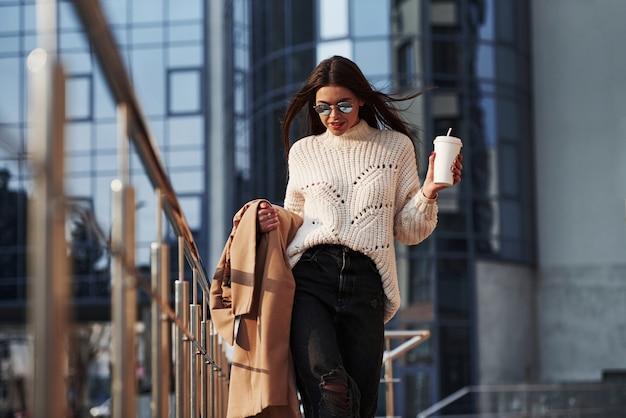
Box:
[314,85,363,136]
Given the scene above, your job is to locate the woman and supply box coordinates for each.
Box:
[258,55,462,417]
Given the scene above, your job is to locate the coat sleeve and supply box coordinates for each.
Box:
[209,199,264,346]
[209,243,236,346]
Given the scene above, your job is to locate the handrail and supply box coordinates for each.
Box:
[417,386,471,418]
[417,383,626,418]
[382,330,431,418]
[69,0,209,292]
[383,330,431,363]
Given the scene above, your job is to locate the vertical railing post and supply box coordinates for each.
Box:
[27,0,68,413]
[189,306,200,417]
[384,338,395,418]
[151,190,170,418]
[175,238,190,418]
[208,318,216,418]
[175,281,189,418]
[211,324,226,417]
[201,290,209,418]
[111,103,137,418]
[190,268,200,418]
[383,330,432,417]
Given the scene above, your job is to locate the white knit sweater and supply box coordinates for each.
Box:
[284,119,438,322]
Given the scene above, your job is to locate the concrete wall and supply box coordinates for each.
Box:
[531,0,626,266]
[531,0,626,382]
[475,261,537,384]
[538,265,626,382]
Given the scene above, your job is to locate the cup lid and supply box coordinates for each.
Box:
[434,135,462,146]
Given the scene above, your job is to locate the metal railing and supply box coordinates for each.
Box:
[417,383,626,418]
[27,0,229,417]
[381,330,431,418]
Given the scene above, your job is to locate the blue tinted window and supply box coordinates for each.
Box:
[66,74,93,121]
[355,40,390,80]
[479,0,495,40]
[131,26,164,45]
[132,0,163,24]
[93,68,116,119]
[168,116,202,146]
[102,0,128,25]
[130,48,165,116]
[94,122,116,151]
[319,0,348,39]
[66,122,92,153]
[476,43,495,79]
[168,22,202,43]
[59,1,82,30]
[168,69,202,115]
[22,4,35,32]
[167,0,201,22]
[168,45,203,67]
[179,195,202,230]
[171,170,202,194]
[0,57,20,124]
[317,40,352,62]
[0,35,19,53]
[352,0,389,37]
[0,6,20,33]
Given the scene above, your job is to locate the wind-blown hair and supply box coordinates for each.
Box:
[281,55,426,160]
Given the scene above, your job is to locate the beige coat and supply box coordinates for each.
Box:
[210,199,303,418]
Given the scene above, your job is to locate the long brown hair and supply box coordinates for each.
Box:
[281,55,427,159]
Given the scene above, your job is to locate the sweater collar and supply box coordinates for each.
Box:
[323,119,374,143]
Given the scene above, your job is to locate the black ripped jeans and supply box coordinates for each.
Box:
[290,245,385,418]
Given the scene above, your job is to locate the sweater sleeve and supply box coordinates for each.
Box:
[283,144,305,218]
[393,139,438,245]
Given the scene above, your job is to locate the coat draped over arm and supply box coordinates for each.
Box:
[210,199,303,418]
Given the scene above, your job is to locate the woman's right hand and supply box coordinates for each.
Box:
[257,201,279,233]
[421,151,463,198]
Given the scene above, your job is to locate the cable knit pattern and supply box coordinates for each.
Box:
[284,120,438,323]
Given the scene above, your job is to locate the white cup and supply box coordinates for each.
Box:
[433,134,462,185]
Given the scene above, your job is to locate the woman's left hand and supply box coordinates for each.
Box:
[421,151,463,198]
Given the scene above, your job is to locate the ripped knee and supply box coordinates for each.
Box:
[319,367,360,417]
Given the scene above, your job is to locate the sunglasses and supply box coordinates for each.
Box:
[313,102,354,115]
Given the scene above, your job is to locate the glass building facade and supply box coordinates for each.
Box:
[0,0,209,320]
[0,0,533,415]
